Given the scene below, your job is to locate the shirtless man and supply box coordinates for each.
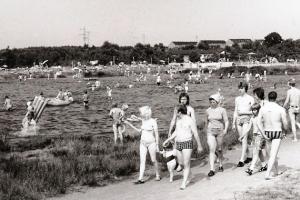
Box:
[283,78,300,141]
[257,91,288,180]
[109,103,125,144]
[232,82,255,167]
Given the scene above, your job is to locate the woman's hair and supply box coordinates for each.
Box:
[177,105,187,115]
[238,82,248,92]
[5,95,8,99]
[251,103,261,112]
[253,87,264,100]
[178,92,190,105]
[139,106,152,119]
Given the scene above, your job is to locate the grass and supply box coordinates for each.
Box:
[0,70,297,199]
[0,118,239,200]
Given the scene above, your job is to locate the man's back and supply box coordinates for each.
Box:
[288,87,300,106]
[260,101,286,131]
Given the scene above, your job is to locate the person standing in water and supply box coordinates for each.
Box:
[4,96,12,111]
[83,90,89,107]
[109,103,126,145]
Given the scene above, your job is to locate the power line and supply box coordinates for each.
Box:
[80,27,90,46]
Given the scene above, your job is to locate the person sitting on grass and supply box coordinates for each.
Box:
[124,106,161,184]
[242,103,268,176]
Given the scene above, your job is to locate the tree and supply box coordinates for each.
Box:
[197,42,209,50]
[264,32,283,47]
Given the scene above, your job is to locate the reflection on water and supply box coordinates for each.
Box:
[0,76,237,137]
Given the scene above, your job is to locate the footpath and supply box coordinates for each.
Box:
[50,138,300,200]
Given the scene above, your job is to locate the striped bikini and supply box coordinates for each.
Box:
[265,131,282,140]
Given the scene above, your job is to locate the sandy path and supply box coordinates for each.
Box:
[50,139,300,200]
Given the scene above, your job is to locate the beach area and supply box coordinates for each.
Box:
[0,68,298,199]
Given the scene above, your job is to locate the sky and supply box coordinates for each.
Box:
[0,0,300,49]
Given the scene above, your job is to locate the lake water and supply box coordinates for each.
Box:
[1,74,288,138]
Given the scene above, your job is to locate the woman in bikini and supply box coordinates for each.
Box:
[124,106,161,184]
[164,105,202,190]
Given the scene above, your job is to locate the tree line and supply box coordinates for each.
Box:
[1,32,300,68]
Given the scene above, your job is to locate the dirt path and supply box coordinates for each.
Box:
[50,139,300,200]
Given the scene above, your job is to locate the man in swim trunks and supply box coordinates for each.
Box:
[109,103,125,144]
[232,82,255,167]
[283,78,300,141]
[257,91,288,180]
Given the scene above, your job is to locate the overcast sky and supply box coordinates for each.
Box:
[0,0,299,49]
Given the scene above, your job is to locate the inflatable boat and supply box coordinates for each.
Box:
[47,98,73,106]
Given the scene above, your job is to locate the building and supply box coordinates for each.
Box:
[199,40,226,48]
[168,41,197,49]
[254,39,264,45]
[226,39,252,47]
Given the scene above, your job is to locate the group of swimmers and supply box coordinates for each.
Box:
[107,77,300,189]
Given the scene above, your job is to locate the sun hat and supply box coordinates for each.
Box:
[209,93,221,103]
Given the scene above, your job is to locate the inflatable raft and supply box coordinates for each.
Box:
[47,98,73,106]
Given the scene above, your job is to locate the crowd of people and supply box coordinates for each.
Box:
[2,69,300,190]
[107,77,300,189]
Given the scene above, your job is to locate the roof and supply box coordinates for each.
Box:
[170,41,197,46]
[200,40,226,44]
[229,39,252,43]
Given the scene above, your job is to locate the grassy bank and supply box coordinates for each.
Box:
[0,119,239,200]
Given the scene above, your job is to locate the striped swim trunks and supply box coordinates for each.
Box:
[265,131,282,140]
[176,140,193,151]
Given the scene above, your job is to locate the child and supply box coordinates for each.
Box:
[109,103,125,144]
[83,90,89,107]
[107,86,112,100]
[240,103,268,175]
[156,74,161,86]
[21,111,37,136]
[160,141,182,182]
[4,96,12,111]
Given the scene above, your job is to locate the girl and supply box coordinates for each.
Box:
[124,106,160,184]
[242,103,268,175]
